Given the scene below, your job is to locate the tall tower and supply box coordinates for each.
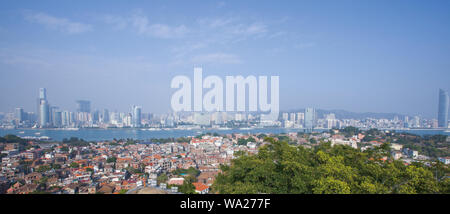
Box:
[39,88,47,100]
[438,89,449,128]
[38,88,49,127]
[39,99,49,127]
[132,105,142,127]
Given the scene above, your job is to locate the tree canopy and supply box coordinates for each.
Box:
[212,137,449,194]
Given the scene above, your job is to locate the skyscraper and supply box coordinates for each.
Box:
[102,109,110,124]
[15,107,24,122]
[296,112,305,125]
[92,110,100,123]
[49,106,59,127]
[76,100,91,113]
[132,105,142,127]
[304,108,316,131]
[39,88,47,100]
[39,99,49,127]
[38,88,49,127]
[438,89,449,128]
[53,110,62,127]
[61,111,70,127]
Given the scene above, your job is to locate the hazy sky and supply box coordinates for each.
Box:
[0,0,449,118]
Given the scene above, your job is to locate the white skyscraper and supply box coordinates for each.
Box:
[132,105,142,127]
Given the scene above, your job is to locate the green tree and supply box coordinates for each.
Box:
[157,173,168,184]
[106,157,117,163]
[69,162,79,168]
[212,137,448,194]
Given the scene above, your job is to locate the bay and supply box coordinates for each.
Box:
[0,128,448,142]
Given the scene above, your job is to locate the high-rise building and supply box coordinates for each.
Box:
[69,112,76,124]
[438,89,449,128]
[49,106,60,127]
[132,105,142,127]
[39,88,47,100]
[15,108,24,122]
[62,111,70,127]
[37,88,50,127]
[92,110,100,123]
[413,116,421,128]
[76,100,91,113]
[39,99,49,127]
[304,108,316,131]
[296,112,305,125]
[289,113,296,122]
[102,109,110,123]
[53,110,62,127]
[123,113,132,127]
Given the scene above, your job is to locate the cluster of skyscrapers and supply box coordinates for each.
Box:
[279,108,316,131]
[31,88,143,128]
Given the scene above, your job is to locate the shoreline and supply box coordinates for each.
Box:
[0,127,448,142]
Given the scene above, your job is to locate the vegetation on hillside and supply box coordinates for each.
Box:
[212,137,449,194]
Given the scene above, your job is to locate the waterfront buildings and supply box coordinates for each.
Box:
[2,88,449,130]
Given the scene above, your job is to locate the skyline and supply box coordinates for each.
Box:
[1,0,450,118]
[9,87,450,122]
[3,87,449,120]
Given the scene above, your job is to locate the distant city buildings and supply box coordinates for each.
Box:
[102,109,110,124]
[0,88,449,130]
[14,108,23,123]
[76,100,91,113]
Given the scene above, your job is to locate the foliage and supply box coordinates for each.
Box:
[60,146,69,152]
[341,126,360,137]
[168,176,197,194]
[0,135,27,144]
[62,137,90,146]
[69,162,79,168]
[178,180,196,194]
[125,167,142,174]
[36,165,51,173]
[106,157,117,163]
[173,167,200,177]
[394,134,449,158]
[212,137,447,194]
[157,173,168,184]
[237,137,256,146]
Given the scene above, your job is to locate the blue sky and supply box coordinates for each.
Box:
[0,0,449,118]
